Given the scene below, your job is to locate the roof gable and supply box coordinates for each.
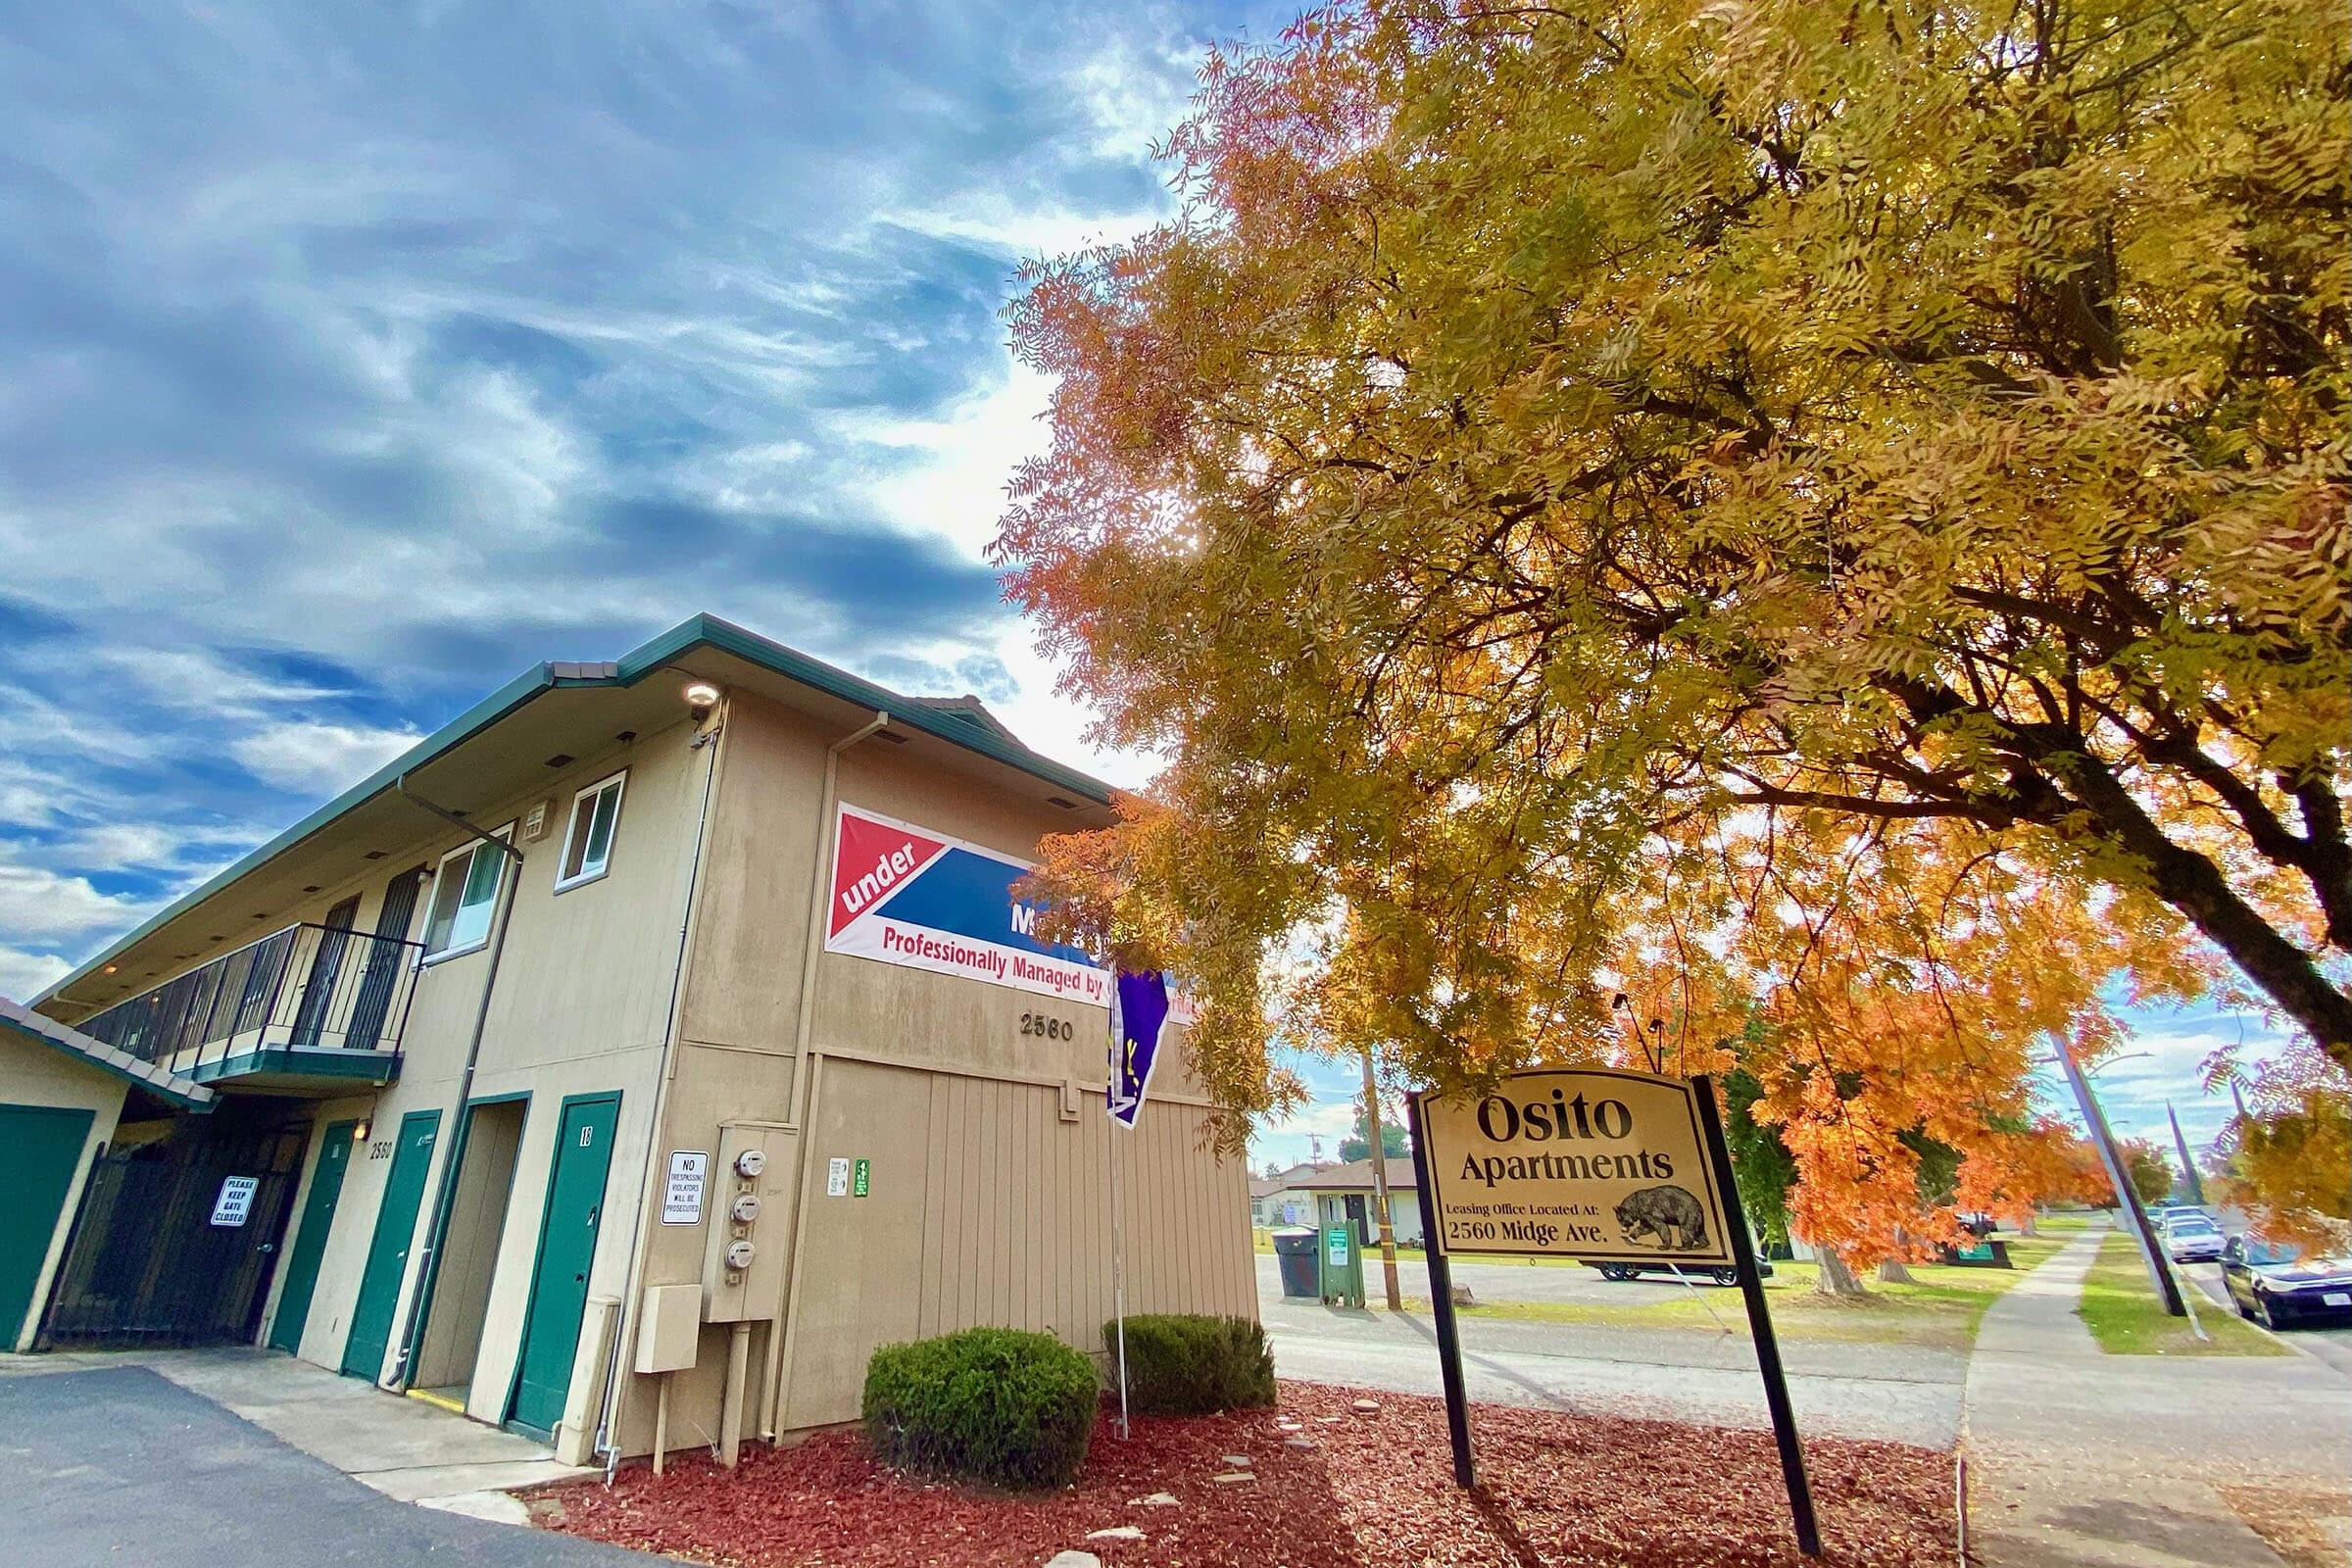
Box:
[0,995,216,1110]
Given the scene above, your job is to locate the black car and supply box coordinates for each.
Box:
[2219,1234,2352,1329]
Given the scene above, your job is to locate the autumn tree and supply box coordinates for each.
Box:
[2209,1038,2352,1246]
[1002,0,2346,1110]
[2121,1139,2175,1206]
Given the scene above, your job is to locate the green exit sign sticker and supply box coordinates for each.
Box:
[852,1158,870,1198]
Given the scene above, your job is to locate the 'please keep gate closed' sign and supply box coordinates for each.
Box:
[1419,1067,1736,1266]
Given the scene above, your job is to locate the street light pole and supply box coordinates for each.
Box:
[2054,1037,2185,1316]
[1360,1045,1404,1311]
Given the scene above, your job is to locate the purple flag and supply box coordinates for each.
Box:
[1107,968,1170,1128]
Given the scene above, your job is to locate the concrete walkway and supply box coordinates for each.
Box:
[0,1347,592,1522]
[0,1361,650,1565]
[1963,1221,2351,1566]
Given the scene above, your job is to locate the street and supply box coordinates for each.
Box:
[1256,1253,1969,1446]
[2183,1258,2352,1378]
[1261,1231,2351,1567]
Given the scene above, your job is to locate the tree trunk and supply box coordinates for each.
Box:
[1880,1225,1920,1283]
[2022,1211,2040,1237]
[1815,1250,1868,1298]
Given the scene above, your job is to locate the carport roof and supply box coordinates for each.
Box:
[0,995,217,1111]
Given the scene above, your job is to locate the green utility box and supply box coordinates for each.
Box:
[1318,1222,1364,1307]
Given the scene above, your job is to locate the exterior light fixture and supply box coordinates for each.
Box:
[684,681,721,721]
[352,1120,369,1142]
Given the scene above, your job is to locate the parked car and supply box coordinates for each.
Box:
[2162,1213,2226,1263]
[2220,1235,2352,1329]
[1589,1260,1773,1287]
[2155,1206,2214,1234]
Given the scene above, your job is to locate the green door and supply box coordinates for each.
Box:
[340,1109,440,1381]
[0,1103,95,1349]
[268,1119,359,1354]
[506,1094,619,1437]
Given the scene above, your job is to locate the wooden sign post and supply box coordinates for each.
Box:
[1408,1067,1820,1556]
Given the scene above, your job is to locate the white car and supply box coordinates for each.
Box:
[2163,1213,2226,1263]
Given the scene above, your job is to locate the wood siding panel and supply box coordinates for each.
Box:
[780,1057,1252,1430]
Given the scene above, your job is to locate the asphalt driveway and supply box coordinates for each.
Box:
[0,1364,655,1566]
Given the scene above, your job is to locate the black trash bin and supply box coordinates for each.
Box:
[1271,1227,1319,1298]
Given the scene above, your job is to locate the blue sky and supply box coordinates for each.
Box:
[0,1,2287,1174]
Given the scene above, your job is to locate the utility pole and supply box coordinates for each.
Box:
[2055,1037,2185,1316]
[2167,1102,2207,1206]
[1360,1046,1403,1310]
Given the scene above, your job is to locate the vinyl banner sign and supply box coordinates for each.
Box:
[825,803,1110,1006]
[1418,1067,1736,1266]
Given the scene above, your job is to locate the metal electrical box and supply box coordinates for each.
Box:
[635,1283,702,1374]
[1319,1222,1365,1308]
[703,1121,795,1323]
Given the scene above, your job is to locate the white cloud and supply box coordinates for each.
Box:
[830,361,1059,559]
[0,858,163,945]
[227,719,422,798]
[0,945,70,1002]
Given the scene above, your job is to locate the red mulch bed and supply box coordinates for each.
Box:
[541,1381,1953,1567]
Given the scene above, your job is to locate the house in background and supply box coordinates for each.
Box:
[1292,1157,1425,1248]
[1250,1161,1329,1229]
[12,613,1252,1470]
[1248,1154,1425,1247]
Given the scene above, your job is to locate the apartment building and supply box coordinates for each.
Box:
[6,613,1252,1467]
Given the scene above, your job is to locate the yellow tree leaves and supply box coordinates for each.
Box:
[995,1,2350,1214]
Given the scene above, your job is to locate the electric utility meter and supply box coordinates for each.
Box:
[734,1149,766,1178]
[731,1194,762,1223]
[725,1239,757,1271]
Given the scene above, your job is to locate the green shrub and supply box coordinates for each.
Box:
[1105,1313,1276,1415]
[862,1327,1100,1490]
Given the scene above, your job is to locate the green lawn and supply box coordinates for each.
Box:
[1408,1237,2066,1350]
[2035,1211,2095,1234]
[2074,1233,2286,1356]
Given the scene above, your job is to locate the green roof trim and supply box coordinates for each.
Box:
[0,996,217,1111]
[188,1048,403,1088]
[36,613,1113,1008]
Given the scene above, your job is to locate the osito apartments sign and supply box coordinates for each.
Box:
[1418,1067,1736,1266]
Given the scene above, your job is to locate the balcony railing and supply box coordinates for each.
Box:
[76,920,425,1077]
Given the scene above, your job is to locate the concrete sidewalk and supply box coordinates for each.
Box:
[1963,1222,2351,1566]
[0,1347,592,1522]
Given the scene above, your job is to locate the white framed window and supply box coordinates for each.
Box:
[421,824,514,961]
[553,770,626,893]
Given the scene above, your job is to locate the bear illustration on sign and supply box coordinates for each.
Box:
[1614,1185,1710,1251]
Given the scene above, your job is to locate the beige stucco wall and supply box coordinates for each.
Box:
[0,1037,131,1351]
[38,677,1252,1463]
[220,715,715,1458]
[604,692,1254,1456]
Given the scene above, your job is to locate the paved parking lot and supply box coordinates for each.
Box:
[0,1364,652,1567]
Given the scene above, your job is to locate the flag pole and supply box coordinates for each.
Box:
[1106,969,1131,1439]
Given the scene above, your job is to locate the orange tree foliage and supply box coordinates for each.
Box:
[1000,0,2347,1259]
